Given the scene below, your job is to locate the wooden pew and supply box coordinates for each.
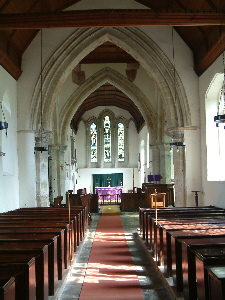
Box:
[0,258,35,300]
[139,206,225,244]
[0,277,15,300]
[0,228,65,278]
[0,247,48,300]
[0,206,89,299]
[0,232,64,280]
[205,264,225,300]
[11,206,87,247]
[158,219,225,271]
[139,206,225,300]
[147,209,225,252]
[0,239,57,296]
[0,217,75,265]
[0,222,70,270]
[181,238,225,300]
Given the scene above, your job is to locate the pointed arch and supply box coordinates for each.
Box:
[59,67,156,144]
[30,27,191,141]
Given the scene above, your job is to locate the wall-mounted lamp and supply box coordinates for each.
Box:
[170,142,185,153]
[170,142,186,147]
[0,101,8,136]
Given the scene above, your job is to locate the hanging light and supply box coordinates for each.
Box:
[0,100,8,135]
[169,27,186,149]
[34,28,48,153]
[214,1,225,127]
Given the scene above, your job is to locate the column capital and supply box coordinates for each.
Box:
[166,127,184,141]
[35,130,52,147]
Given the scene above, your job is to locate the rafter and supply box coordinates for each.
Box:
[0,10,224,29]
[0,0,13,13]
[194,33,224,75]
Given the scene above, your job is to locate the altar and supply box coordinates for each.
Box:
[95,186,123,205]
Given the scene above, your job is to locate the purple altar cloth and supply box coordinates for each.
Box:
[95,186,123,201]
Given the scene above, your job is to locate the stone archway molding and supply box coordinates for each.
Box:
[59,67,156,144]
[30,27,191,137]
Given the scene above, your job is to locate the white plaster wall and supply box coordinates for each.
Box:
[0,66,19,213]
[18,28,75,131]
[199,53,225,208]
[184,129,202,206]
[138,125,148,185]
[18,132,36,207]
[128,120,138,168]
[76,120,86,168]
[140,26,200,127]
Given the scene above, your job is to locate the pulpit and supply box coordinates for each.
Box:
[95,187,123,204]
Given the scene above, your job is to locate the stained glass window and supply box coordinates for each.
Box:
[90,123,97,162]
[118,122,125,161]
[104,116,111,162]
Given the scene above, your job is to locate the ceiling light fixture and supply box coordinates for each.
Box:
[34,27,48,153]
[169,27,186,149]
[214,0,225,127]
[0,100,8,135]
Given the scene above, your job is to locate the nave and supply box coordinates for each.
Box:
[58,210,173,300]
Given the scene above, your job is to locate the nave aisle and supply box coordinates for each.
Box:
[57,212,173,300]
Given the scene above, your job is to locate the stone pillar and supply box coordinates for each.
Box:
[48,145,59,205]
[159,143,173,184]
[167,128,186,207]
[149,144,160,174]
[35,132,51,207]
[59,145,67,203]
[173,146,186,206]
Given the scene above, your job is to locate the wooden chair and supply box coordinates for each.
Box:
[150,193,166,208]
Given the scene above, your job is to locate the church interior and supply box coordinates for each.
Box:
[0,0,225,299]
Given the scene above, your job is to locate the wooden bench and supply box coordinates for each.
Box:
[0,247,48,300]
[0,219,72,273]
[180,238,225,300]
[0,258,35,300]
[0,277,15,300]
[0,232,64,280]
[0,239,57,296]
[0,206,90,299]
[139,206,225,299]
[205,264,225,300]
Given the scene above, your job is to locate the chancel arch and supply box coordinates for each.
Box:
[29,26,192,207]
[58,67,156,145]
[30,27,191,141]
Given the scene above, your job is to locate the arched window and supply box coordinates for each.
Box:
[206,73,225,181]
[118,122,124,161]
[104,115,111,162]
[90,123,97,162]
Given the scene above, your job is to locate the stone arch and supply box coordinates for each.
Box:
[30,27,191,138]
[59,67,156,145]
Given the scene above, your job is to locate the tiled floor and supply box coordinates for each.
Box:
[53,210,174,300]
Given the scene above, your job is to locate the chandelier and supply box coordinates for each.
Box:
[214,2,225,127]
[34,28,48,153]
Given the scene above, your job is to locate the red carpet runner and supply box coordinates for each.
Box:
[79,215,144,300]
